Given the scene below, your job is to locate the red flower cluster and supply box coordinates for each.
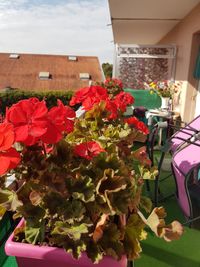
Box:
[70,86,108,111]
[125,117,149,135]
[0,123,20,175]
[74,141,105,160]
[41,100,75,144]
[114,92,134,112]
[70,86,134,119]
[104,78,123,89]
[6,98,75,146]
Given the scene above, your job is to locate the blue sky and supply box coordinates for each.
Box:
[0,0,113,63]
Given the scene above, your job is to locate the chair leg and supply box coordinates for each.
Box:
[145,180,150,192]
[127,260,134,267]
[154,151,166,206]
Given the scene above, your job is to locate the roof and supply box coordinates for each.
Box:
[108,0,200,44]
[0,53,103,91]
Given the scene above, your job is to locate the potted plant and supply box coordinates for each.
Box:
[149,80,179,109]
[0,84,183,267]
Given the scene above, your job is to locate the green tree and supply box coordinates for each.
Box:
[102,63,113,78]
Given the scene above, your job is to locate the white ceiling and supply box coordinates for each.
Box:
[108,0,200,44]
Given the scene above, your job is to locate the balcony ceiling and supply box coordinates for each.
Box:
[108,0,200,44]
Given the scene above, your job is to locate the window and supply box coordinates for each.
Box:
[39,72,51,80]
[68,56,77,61]
[79,73,90,80]
[9,54,20,59]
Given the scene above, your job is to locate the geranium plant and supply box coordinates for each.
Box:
[96,78,124,97]
[0,84,183,264]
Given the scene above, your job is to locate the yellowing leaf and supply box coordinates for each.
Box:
[0,189,22,211]
[52,221,89,241]
[163,220,184,242]
[138,207,183,242]
[0,205,6,219]
[124,213,146,259]
[93,214,108,242]
[29,191,42,206]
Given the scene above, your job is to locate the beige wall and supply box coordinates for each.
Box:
[159,3,200,122]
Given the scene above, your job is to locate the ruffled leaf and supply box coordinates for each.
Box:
[86,241,103,263]
[25,219,45,244]
[68,176,95,203]
[138,207,184,242]
[51,221,89,241]
[93,213,108,242]
[99,223,124,260]
[0,189,22,211]
[96,169,127,214]
[124,214,147,259]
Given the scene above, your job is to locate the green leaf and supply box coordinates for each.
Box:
[0,205,6,219]
[17,203,45,224]
[68,176,95,203]
[42,191,66,214]
[124,214,147,259]
[86,241,103,263]
[99,223,124,260]
[96,169,127,214]
[139,196,152,213]
[139,166,158,180]
[25,219,45,244]
[50,234,86,259]
[51,221,89,241]
[0,189,22,211]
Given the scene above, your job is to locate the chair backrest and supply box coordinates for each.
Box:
[172,141,200,218]
[170,115,200,153]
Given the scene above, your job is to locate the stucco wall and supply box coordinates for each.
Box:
[159,3,200,122]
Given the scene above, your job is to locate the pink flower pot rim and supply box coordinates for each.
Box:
[5,218,127,267]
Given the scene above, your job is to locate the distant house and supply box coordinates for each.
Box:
[0,53,103,92]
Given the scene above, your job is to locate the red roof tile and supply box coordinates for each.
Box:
[0,53,103,91]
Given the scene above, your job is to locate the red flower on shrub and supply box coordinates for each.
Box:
[70,87,91,106]
[104,78,123,89]
[0,122,21,175]
[125,117,149,135]
[41,100,75,144]
[74,141,105,160]
[6,98,48,146]
[70,86,108,110]
[105,99,118,120]
[114,92,134,112]
[136,121,149,135]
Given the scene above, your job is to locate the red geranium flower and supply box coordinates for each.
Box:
[136,121,149,135]
[125,116,149,135]
[6,98,48,146]
[74,141,105,160]
[0,122,21,175]
[70,87,91,106]
[70,86,108,111]
[104,78,123,89]
[125,117,139,126]
[105,99,118,120]
[114,92,134,112]
[41,100,75,144]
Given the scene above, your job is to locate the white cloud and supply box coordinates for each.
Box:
[0,0,114,63]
